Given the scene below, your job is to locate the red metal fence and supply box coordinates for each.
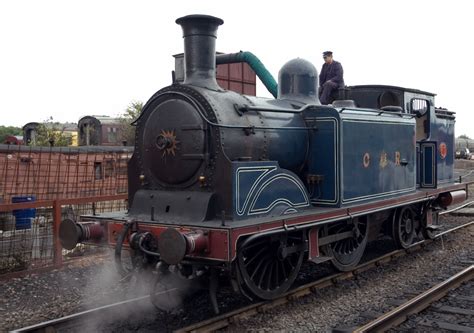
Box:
[0,145,132,275]
[0,196,127,274]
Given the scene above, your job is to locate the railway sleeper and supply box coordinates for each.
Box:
[418,319,474,332]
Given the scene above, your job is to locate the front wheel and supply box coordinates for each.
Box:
[236,232,305,300]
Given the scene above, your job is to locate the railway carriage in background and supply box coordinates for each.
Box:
[59,15,469,312]
[0,145,132,203]
[22,122,78,146]
[78,116,123,146]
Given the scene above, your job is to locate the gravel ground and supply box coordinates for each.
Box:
[0,215,472,332]
[0,253,134,332]
[0,249,251,332]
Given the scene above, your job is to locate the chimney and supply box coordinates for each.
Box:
[175,14,223,89]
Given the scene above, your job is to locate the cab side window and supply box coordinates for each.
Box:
[411,98,430,141]
[411,99,429,116]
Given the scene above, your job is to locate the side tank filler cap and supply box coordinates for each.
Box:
[278,58,321,105]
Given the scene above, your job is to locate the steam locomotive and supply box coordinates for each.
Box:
[59,14,468,312]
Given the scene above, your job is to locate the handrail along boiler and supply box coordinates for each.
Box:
[59,15,468,312]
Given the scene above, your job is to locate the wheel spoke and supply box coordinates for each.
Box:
[274,261,279,287]
[287,258,295,271]
[349,239,356,252]
[257,261,270,288]
[341,241,348,254]
[346,240,352,253]
[266,262,274,290]
[339,241,346,254]
[249,254,271,280]
[280,261,288,280]
[245,247,267,267]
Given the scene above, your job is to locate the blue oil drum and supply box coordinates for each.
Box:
[12,195,36,230]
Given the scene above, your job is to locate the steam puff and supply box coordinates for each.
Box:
[72,249,204,331]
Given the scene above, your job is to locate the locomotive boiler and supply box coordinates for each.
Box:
[59,14,468,312]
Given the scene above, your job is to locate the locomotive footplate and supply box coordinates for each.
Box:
[58,178,468,311]
[67,182,468,265]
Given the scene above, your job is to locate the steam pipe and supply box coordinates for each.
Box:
[216,52,278,98]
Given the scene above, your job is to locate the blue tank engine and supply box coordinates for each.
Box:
[59,14,468,312]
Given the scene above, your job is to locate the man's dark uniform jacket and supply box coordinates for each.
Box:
[319,61,344,88]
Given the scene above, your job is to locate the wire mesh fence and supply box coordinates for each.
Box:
[0,144,132,275]
[0,207,54,274]
[0,198,128,274]
[0,144,132,202]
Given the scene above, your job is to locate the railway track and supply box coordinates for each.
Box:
[353,265,474,332]
[11,294,153,333]
[175,220,474,333]
[12,220,474,333]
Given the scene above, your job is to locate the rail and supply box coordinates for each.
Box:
[353,265,474,332]
[439,199,474,215]
[10,295,151,333]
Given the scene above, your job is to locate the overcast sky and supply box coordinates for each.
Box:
[1,0,473,136]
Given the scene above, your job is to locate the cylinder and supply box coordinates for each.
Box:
[175,14,223,89]
[183,230,208,254]
[158,228,208,265]
[59,219,105,250]
[438,190,466,208]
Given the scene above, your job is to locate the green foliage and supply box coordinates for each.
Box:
[118,100,143,145]
[458,134,471,140]
[0,126,22,143]
[32,117,72,147]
